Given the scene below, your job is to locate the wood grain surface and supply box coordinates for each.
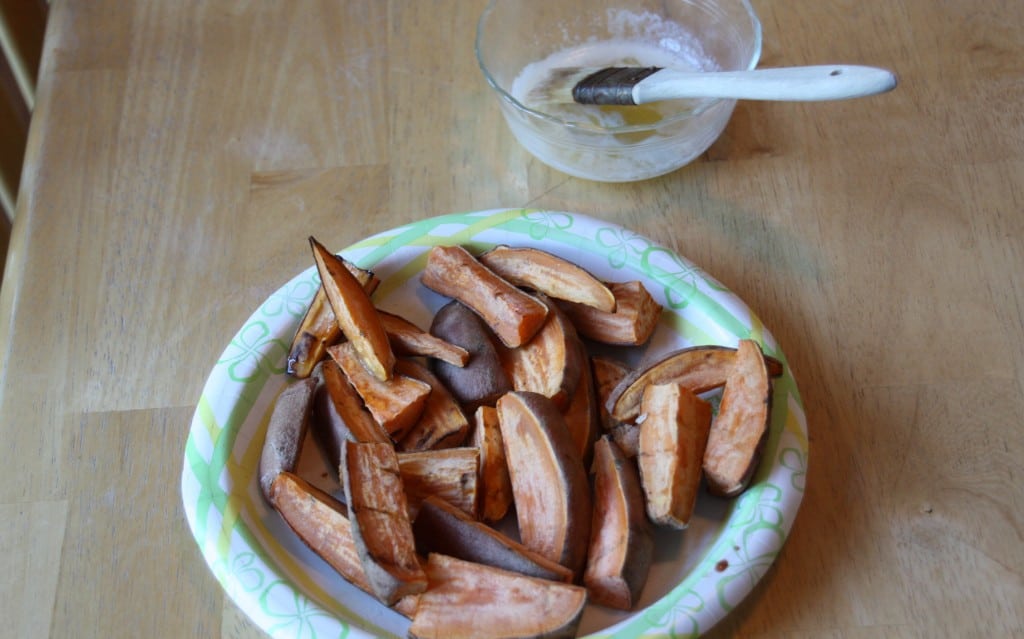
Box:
[1,1,1021,638]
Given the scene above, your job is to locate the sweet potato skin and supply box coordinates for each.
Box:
[258,377,317,501]
[429,300,512,410]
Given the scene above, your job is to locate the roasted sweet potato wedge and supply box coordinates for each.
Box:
[329,342,431,440]
[561,339,600,466]
[591,357,631,421]
[379,310,470,367]
[591,357,639,457]
[637,383,712,528]
[559,280,661,346]
[397,447,480,519]
[608,344,784,424]
[413,495,573,583]
[408,554,587,639]
[342,441,427,605]
[320,356,392,443]
[497,391,591,578]
[429,300,512,410]
[499,298,583,411]
[309,365,351,473]
[395,359,470,452]
[287,288,336,380]
[421,245,549,348]
[478,245,616,312]
[310,236,395,381]
[287,259,379,379]
[269,472,372,594]
[472,406,513,523]
[312,358,390,473]
[584,436,653,610]
[258,377,317,501]
[703,339,772,497]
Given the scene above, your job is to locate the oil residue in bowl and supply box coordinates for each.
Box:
[511,39,714,135]
[501,33,730,181]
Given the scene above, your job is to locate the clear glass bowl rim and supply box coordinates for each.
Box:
[474,0,763,134]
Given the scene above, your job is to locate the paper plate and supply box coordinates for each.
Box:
[181,208,807,638]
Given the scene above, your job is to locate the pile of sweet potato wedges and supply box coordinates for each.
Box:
[258,237,781,638]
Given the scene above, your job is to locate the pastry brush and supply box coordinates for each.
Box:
[528,64,897,106]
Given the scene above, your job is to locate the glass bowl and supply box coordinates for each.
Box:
[476,0,762,182]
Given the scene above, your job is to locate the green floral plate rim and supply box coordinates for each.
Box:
[181,209,807,638]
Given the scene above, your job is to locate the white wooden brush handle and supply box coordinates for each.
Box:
[634,65,897,103]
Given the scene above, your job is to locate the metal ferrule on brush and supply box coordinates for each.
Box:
[572,67,662,105]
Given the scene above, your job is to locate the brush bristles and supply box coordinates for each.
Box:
[525,67,596,105]
[573,67,660,105]
[527,66,663,106]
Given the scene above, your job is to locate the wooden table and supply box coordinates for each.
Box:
[2,1,1021,637]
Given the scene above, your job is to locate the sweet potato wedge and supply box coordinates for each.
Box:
[329,342,431,440]
[591,357,639,457]
[342,441,427,605]
[379,310,470,367]
[584,436,653,610]
[497,391,591,578]
[395,359,470,452]
[258,377,317,501]
[413,495,573,583]
[591,357,631,421]
[408,554,587,639]
[561,339,600,466]
[558,280,661,346]
[397,447,480,519]
[472,406,513,523]
[429,300,512,410]
[310,236,395,381]
[499,298,583,410]
[608,344,784,424]
[269,472,372,594]
[320,355,392,443]
[703,339,772,497]
[637,383,712,528]
[287,259,379,379]
[309,365,351,473]
[478,245,616,312]
[421,245,548,348]
[313,358,390,473]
